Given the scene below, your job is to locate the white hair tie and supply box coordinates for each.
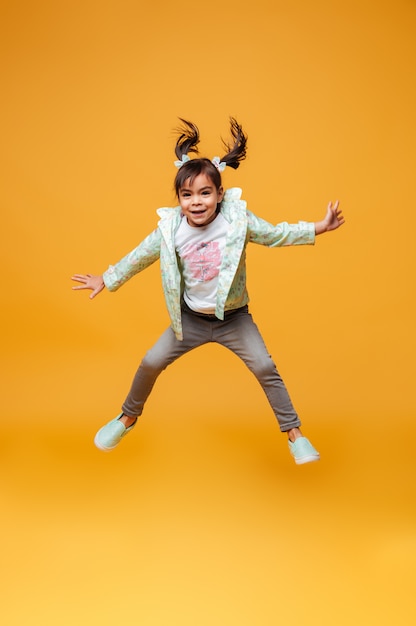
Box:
[174,154,227,172]
[174,154,191,169]
[211,156,226,172]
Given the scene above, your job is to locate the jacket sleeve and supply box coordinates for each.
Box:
[103,228,161,291]
[246,210,315,247]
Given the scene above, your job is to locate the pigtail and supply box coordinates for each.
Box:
[219,117,248,170]
[173,117,247,193]
[174,119,200,159]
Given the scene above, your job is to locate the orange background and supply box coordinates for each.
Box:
[1,1,415,624]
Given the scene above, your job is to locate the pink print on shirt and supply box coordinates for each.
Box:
[181,241,221,282]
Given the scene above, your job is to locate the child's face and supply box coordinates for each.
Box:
[178,173,224,228]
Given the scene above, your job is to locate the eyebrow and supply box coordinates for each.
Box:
[179,185,214,193]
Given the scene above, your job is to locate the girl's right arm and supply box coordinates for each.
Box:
[71,227,162,299]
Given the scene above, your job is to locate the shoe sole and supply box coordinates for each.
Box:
[293,455,320,465]
[94,434,118,452]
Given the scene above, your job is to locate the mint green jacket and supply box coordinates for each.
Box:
[103,188,315,340]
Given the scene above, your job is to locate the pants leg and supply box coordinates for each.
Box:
[122,305,300,431]
[121,310,211,417]
[211,308,301,432]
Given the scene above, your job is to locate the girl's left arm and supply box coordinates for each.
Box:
[314,201,345,235]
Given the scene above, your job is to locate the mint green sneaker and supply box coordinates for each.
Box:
[288,437,320,465]
[94,413,137,451]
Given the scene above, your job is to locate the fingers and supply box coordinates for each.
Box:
[328,200,344,222]
[71,274,88,284]
[71,276,86,291]
[333,202,344,223]
[71,274,94,291]
[324,199,345,231]
[328,200,340,211]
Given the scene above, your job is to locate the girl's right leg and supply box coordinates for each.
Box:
[121,324,201,418]
[94,311,211,451]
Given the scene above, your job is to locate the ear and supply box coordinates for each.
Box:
[218,186,224,202]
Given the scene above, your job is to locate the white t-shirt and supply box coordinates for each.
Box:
[175,213,230,313]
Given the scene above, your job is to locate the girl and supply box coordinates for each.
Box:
[72,118,344,464]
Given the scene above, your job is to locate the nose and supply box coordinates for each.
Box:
[192,194,202,206]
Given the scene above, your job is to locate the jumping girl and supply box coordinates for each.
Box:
[72,118,345,464]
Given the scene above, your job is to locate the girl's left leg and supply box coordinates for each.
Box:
[213,308,320,463]
[213,308,301,433]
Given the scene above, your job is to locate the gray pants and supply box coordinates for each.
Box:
[122,304,301,432]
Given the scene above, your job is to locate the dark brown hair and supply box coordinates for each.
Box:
[174,117,248,197]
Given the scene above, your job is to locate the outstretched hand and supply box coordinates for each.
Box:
[71,274,105,299]
[315,201,345,235]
